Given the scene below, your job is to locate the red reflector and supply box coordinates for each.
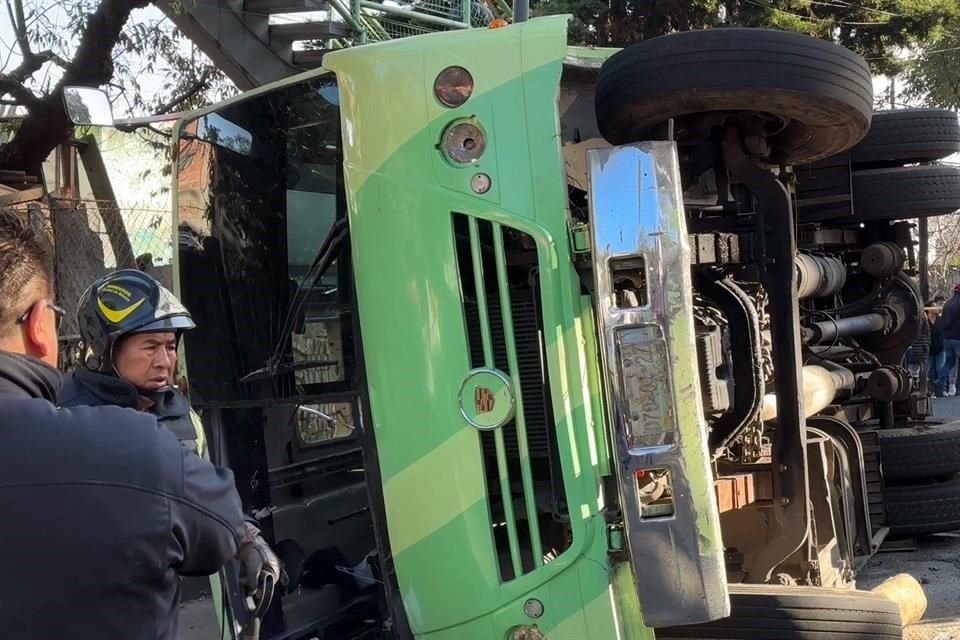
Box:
[434,66,473,108]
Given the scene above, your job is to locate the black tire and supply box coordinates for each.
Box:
[596,28,873,165]
[853,164,960,219]
[851,108,960,167]
[886,476,960,535]
[880,420,960,480]
[656,585,902,639]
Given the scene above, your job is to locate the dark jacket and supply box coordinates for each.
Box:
[0,351,244,640]
[939,293,960,341]
[60,369,205,456]
[932,317,945,356]
[909,315,932,362]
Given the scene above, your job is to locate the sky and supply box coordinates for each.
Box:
[0,4,186,117]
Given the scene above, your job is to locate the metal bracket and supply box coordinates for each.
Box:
[568,222,591,254]
[808,416,874,560]
[721,128,812,584]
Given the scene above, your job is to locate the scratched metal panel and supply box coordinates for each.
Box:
[588,143,729,627]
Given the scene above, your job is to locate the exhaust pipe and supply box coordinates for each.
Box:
[760,365,854,422]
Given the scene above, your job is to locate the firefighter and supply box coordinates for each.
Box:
[61,267,286,633]
[0,208,278,639]
[60,269,206,456]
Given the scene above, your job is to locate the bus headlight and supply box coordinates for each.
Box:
[440,120,486,166]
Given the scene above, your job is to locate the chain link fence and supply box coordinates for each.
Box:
[358,0,499,40]
[8,196,174,372]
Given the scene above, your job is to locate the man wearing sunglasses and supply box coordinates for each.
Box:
[0,208,272,639]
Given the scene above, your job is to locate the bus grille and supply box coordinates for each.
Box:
[451,213,565,581]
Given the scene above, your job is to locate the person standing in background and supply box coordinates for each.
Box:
[929,297,946,395]
[938,287,960,396]
[908,305,933,382]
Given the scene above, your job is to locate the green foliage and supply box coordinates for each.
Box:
[903,33,960,108]
[533,0,960,76]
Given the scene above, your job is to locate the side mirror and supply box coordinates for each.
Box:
[63,86,114,127]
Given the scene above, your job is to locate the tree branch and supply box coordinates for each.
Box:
[153,67,212,115]
[4,0,69,83]
[0,0,151,172]
[0,74,38,106]
[6,0,37,82]
[35,49,69,70]
[7,0,30,57]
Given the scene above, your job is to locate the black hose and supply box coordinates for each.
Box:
[804,312,888,344]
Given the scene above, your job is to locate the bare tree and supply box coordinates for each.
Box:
[0,0,235,174]
[927,213,960,298]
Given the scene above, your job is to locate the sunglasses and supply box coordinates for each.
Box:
[17,300,67,329]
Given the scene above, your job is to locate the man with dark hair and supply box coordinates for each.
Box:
[0,207,279,639]
[939,285,960,396]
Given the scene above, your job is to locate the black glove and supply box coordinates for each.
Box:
[237,522,288,616]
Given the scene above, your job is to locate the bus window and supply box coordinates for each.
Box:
[177,74,352,404]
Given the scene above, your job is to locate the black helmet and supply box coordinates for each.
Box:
[78,269,196,372]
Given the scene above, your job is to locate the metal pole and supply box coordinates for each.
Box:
[920,217,930,301]
[352,0,367,42]
[326,0,365,34]
[513,0,528,22]
[358,1,469,29]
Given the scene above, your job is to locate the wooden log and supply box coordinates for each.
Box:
[870,573,927,626]
[0,185,43,206]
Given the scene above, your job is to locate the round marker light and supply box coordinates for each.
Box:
[489,18,509,29]
[441,121,486,165]
[471,173,492,194]
[523,598,545,619]
[434,66,474,108]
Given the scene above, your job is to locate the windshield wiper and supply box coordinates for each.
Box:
[242,218,348,382]
[240,359,340,383]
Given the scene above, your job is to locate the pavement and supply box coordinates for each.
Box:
[179,579,218,640]
[179,598,219,640]
[935,394,960,417]
[860,534,960,640]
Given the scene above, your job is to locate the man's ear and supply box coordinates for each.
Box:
[23,300,51,359]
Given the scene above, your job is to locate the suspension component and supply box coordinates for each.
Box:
[861,242,905,278]
[803,310,894,344]
[866,366,912,403]
[796,253,846,299]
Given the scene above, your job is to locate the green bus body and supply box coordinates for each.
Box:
[171,16,696,639]
[328,17,634,638]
